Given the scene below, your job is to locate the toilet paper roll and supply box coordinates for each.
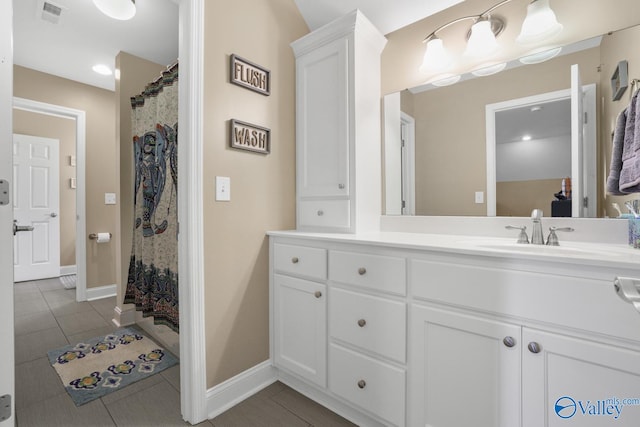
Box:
[96,232,111,243]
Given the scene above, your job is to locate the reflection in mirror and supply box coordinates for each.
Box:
[383,23,640,218]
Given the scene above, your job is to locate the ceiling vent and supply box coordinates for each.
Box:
[40,1,63,24]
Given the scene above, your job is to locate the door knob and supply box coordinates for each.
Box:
[50,212,58,217]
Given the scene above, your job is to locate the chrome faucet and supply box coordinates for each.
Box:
[530,209,544,245]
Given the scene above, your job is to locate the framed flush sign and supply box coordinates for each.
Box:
[230,54,270,96]
[611,60,629,101]
[230,119,270,154]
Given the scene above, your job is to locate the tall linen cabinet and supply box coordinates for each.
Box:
[291,10,387,233]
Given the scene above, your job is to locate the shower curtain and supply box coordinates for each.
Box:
[124,64,179,332]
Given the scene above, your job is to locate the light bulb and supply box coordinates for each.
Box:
[420,37,452,73]
[517,0,563,44]
[465,19,499,58]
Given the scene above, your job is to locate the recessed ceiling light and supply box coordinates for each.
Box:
[93,0,136,21]
[522,135,532,141]
[92,64,113,76]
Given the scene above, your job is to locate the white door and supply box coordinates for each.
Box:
[0,0,15,424]
[522,328,640,426]
[409,305,522,427]
[12,134,60,282]
[571,64,585,217]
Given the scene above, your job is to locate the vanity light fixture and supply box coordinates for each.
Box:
[421,0,562,75]
[93,0,136,21]
[429,74,462,87]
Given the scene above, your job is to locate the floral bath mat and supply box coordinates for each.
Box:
[47,327,178,406]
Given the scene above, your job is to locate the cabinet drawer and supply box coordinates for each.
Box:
[329,250,406,295]
[411,258,640,343]
[298,200,350,229]
[329,344,405,426]
[274,243,327,281]
[330,288,406,363]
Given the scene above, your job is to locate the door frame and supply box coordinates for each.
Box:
[13,98,87,300]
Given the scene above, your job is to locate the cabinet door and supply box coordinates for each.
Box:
[409,305,521,427]
[523,328,640,427]
[274,274,327,387]
[296,37,349,199]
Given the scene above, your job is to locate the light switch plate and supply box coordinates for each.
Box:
[475,191,484,204]
[216,176,231,201]
[105,193,117,205]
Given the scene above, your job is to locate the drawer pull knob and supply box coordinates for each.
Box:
[314,291,322,298]
[317,210,324,216]
[358,267,367,275]
[528,342,541,354]
[503,336,516,348]
[357,380,366,389]
[357,319,366,327]
[291,257,299,264]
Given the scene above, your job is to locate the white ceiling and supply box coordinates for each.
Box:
[14,0,179,91]
[13,0,462,91]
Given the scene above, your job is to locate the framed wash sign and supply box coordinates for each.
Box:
[230,54,270,96]
[230,119,270,154]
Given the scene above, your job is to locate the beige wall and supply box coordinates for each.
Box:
[13,110,76,266]
[600,25,640,218]
[497,179,562,217]
[402,48,600,216]
[115,52,167,308]
[14,66,117,288]
[202,0,308,388]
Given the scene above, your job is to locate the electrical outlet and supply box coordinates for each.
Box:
[475,191,484,204]
[216,176,231,201]
[105,193,116,205]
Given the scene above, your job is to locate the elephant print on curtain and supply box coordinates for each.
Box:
[124,64,179,332]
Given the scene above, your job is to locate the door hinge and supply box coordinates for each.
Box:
[0,179,9,206]
[0,394,11,421]
[402,200,406,209]
[583,196,589,208]
[584,112,588,124]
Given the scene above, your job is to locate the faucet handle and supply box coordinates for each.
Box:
[546,226,575,246]
[506,225,529,244]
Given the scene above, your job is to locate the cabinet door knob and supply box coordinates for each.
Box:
[357,319,366,327]
[503,336,516,348]
[358,267,367,275]
[357,379,366,389]
[527,342,541,354]
[291,257,299,264]
[317,210,324,216]
[338,183,345,189]
[314,291,322,298]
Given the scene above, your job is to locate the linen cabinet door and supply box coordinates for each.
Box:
[522,328,640,427]
[409,305,521,427]
[274,274,327,387]
[295,37,349,200]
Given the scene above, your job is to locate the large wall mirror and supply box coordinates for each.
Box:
[382,0,640,218]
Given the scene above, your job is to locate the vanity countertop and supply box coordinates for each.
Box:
[268,230,640,271]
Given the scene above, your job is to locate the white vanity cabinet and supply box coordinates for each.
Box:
[269,232,640,426]
[291,10,386,233]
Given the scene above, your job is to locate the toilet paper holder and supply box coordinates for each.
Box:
[88,233,112,240]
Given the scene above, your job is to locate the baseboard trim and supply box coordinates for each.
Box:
[85,284,116,301]
[206,360,278,420]
[112,305,136,328]
[60,265,77,276]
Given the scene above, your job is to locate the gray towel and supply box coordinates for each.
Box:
[620,90,640,192]
[607,108,628,195]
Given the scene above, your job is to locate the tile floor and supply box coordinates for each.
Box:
[14,278,355,427]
